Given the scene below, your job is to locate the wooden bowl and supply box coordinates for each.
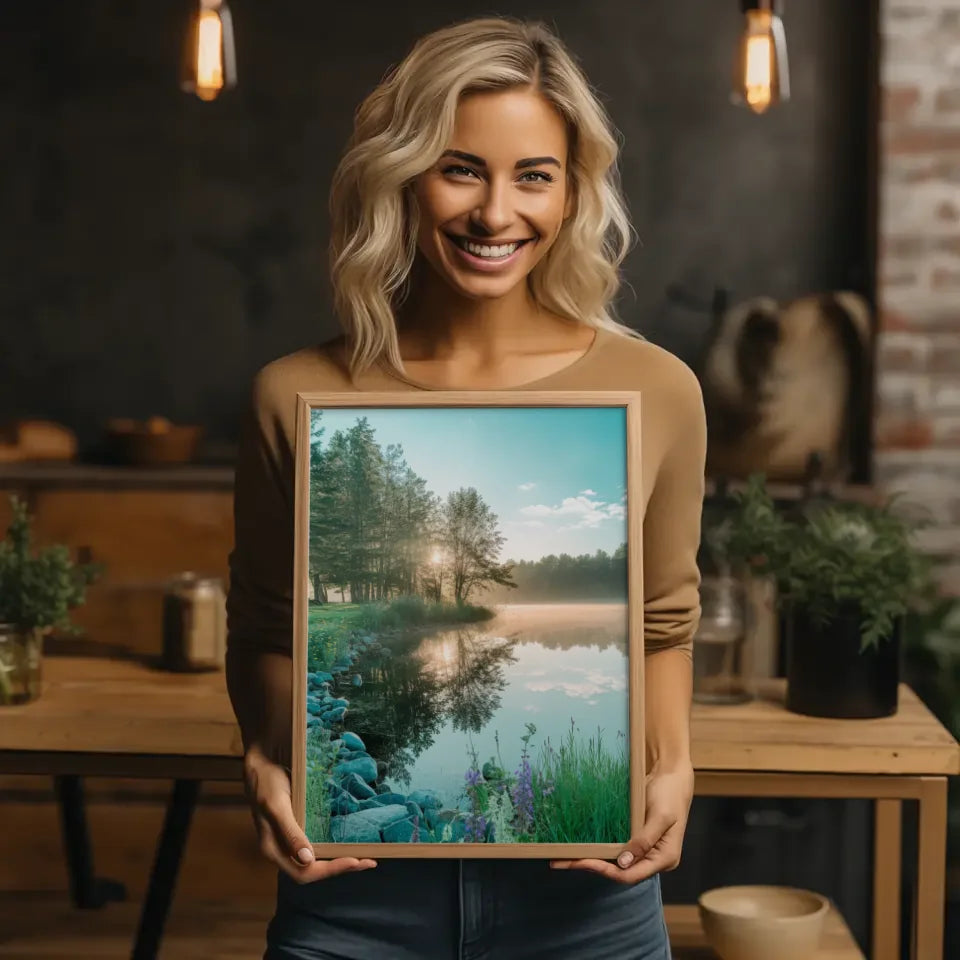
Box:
[698,885,829,960]
[106,418,204,466]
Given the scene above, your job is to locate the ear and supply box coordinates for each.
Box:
[830,291,871,347]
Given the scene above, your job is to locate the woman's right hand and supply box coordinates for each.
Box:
[243,743,378,883]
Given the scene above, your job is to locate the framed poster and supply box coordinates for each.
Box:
[291,391,644,859]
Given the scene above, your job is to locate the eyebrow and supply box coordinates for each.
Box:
[441,149,562,170]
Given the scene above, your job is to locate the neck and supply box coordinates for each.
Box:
[397,269,564,365]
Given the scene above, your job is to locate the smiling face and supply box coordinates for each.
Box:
[411,86,574,302]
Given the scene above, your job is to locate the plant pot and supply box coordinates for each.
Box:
[0,624,44,706]
[784,604,901,719]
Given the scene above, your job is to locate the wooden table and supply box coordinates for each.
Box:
[0,658,957,959]
[692,680,960,960]
[0,656,244,960]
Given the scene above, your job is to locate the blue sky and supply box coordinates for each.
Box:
[311,406,628,562]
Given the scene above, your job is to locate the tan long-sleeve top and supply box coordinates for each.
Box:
[226,326,707,660]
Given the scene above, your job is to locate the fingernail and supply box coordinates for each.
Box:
[618,852,634,868]
[296,846,315,864]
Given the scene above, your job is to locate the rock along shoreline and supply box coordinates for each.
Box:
[306,632,467,844]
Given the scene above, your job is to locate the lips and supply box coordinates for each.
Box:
[441,231,532,273]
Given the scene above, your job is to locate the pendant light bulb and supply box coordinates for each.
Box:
[732,0,790,114]
[181,0,237,102]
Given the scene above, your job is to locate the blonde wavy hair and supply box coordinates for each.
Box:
[329,16,641,376]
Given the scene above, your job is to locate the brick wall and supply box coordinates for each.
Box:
[876,0,960,594]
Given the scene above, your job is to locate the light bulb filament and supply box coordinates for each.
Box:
[196,8,224,100]
[745,31,773,111]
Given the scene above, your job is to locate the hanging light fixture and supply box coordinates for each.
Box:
[181,0,237,102]
[732,0,790,114]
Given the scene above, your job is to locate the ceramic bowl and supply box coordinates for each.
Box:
[698,884,829,960]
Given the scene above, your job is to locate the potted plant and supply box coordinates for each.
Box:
[0,495,100,705]
[711,474,932,719]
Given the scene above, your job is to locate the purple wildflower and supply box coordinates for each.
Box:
[510,755,536,836]
[462,761,488,841]
[464,812,487,842]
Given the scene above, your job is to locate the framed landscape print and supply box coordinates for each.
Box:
[291,391,644,859]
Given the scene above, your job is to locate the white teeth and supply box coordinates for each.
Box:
[460,239,520,258]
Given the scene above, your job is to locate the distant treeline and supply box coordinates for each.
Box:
[480,544,628,603]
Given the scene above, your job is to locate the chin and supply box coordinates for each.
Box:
[449,274,524,299]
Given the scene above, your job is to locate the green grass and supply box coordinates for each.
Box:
[305,725,338,842]
[307,604,367,672]
[307,596,494,672]
[309,603,364,626]
[463,722,630,844]
[531,723,629,843]
[352,595,495,631]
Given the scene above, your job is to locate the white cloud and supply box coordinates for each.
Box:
[579,488,597,496]
[519,493,625,530]
[518,482,537,492]
[525,667,626,700]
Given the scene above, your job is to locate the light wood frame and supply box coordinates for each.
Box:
[292,390,645,859]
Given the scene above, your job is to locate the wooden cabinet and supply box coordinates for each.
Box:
[0,466,248,901]
[0,465,234,656]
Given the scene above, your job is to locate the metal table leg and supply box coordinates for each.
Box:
[54,774,127,908]
[130,778,201,960]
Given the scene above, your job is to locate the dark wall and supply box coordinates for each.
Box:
[0,4,879,944]
[1,1,873,457]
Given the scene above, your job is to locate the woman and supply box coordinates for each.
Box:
[226,16,705,960]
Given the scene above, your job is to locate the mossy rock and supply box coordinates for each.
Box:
[481,762,505,781]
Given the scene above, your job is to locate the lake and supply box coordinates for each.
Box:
[343,602,630,812]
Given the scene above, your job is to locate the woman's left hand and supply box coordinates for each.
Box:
[549,761,694,884]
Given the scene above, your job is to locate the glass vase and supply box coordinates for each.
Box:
[693,574,752,704]
[0,624,43,706]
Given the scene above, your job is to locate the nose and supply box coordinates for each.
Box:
[469,178,514,237]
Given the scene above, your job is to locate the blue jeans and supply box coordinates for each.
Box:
[264,858,672,960]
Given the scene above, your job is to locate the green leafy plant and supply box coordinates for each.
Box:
[711,474,933,650]
[0,495,101,633]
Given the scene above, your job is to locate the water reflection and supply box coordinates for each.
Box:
[345,626,517,786]
[339,604,628,795]
[524,663,627,701]
[421,631,518,733]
